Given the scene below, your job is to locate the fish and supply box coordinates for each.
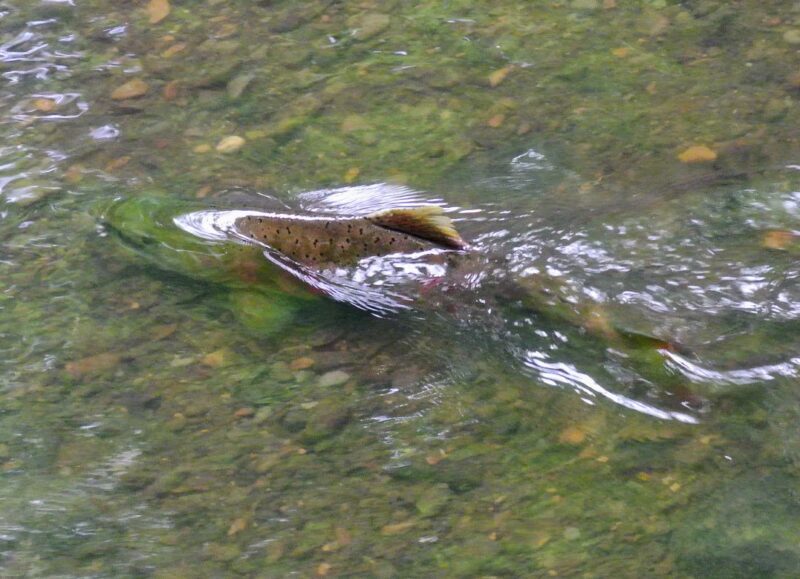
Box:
[231,206,467,268]
[103,186,702,423]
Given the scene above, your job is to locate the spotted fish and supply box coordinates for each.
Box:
[233,206,466,267]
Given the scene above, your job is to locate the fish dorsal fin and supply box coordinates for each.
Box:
[366,206,466,250]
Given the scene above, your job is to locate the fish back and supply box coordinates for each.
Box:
[234,214,429,266]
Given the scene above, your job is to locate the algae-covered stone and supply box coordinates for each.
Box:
[299,399,352,443]
[229,290,296,335]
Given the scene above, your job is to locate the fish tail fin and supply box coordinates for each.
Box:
[366,206,467,249]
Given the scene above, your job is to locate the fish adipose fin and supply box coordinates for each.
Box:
[366,206,467,250]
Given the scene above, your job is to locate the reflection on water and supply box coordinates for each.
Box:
[3,0,800,576]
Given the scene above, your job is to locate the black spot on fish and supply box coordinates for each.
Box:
[347,224,352,232]
[258,218,263,223]
[313,239,318,246]
[359,228,363,235]
[345,238,350,243]
[295,239,299,245]
[286,227,291,234]
[374,237,380,243]
[325,222,330,229]
[390,237,396,244]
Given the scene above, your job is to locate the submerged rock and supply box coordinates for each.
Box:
[317,370,350,388]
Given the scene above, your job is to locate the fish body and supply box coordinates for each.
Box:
[233,206,466,267]
[103,189,700,422]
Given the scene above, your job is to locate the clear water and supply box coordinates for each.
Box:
[2,1,800,577]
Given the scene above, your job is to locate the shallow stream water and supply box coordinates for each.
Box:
[2,1,800,577]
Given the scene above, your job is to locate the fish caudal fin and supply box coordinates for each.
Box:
[366,206,466,250]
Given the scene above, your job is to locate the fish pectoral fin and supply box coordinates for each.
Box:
[261,249,412,317]
[366,206,466,250]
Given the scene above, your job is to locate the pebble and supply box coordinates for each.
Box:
[293,370,312,383]
[487,114,505,128]
[104,156,130,172]
[340,114,371,133]
[166,413,187,432]
[201,349,229,368]
[151,323,178,341]
[762,230,797,250]
[270,361,294,382]
[254,407,273,424]
[65,352,121,378]
[227,73,255,99]
[32,98,57,112]
[205,543,241,562]
[147,0,170,24]
[783,29,800,45]
[216,135,246,153]
[227,517,248,536]
[290,356,315,371]
[317,370,350,388]
[677,145,717,163]
[111,79,149,100]
[764,97,790,121]
[162,80,180,101]
[161,43,186,58]
[353,13,390,40]
[488,66,512,88]
[380,520,415,535]
[558,426,586,445]
[344,167,360,183]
